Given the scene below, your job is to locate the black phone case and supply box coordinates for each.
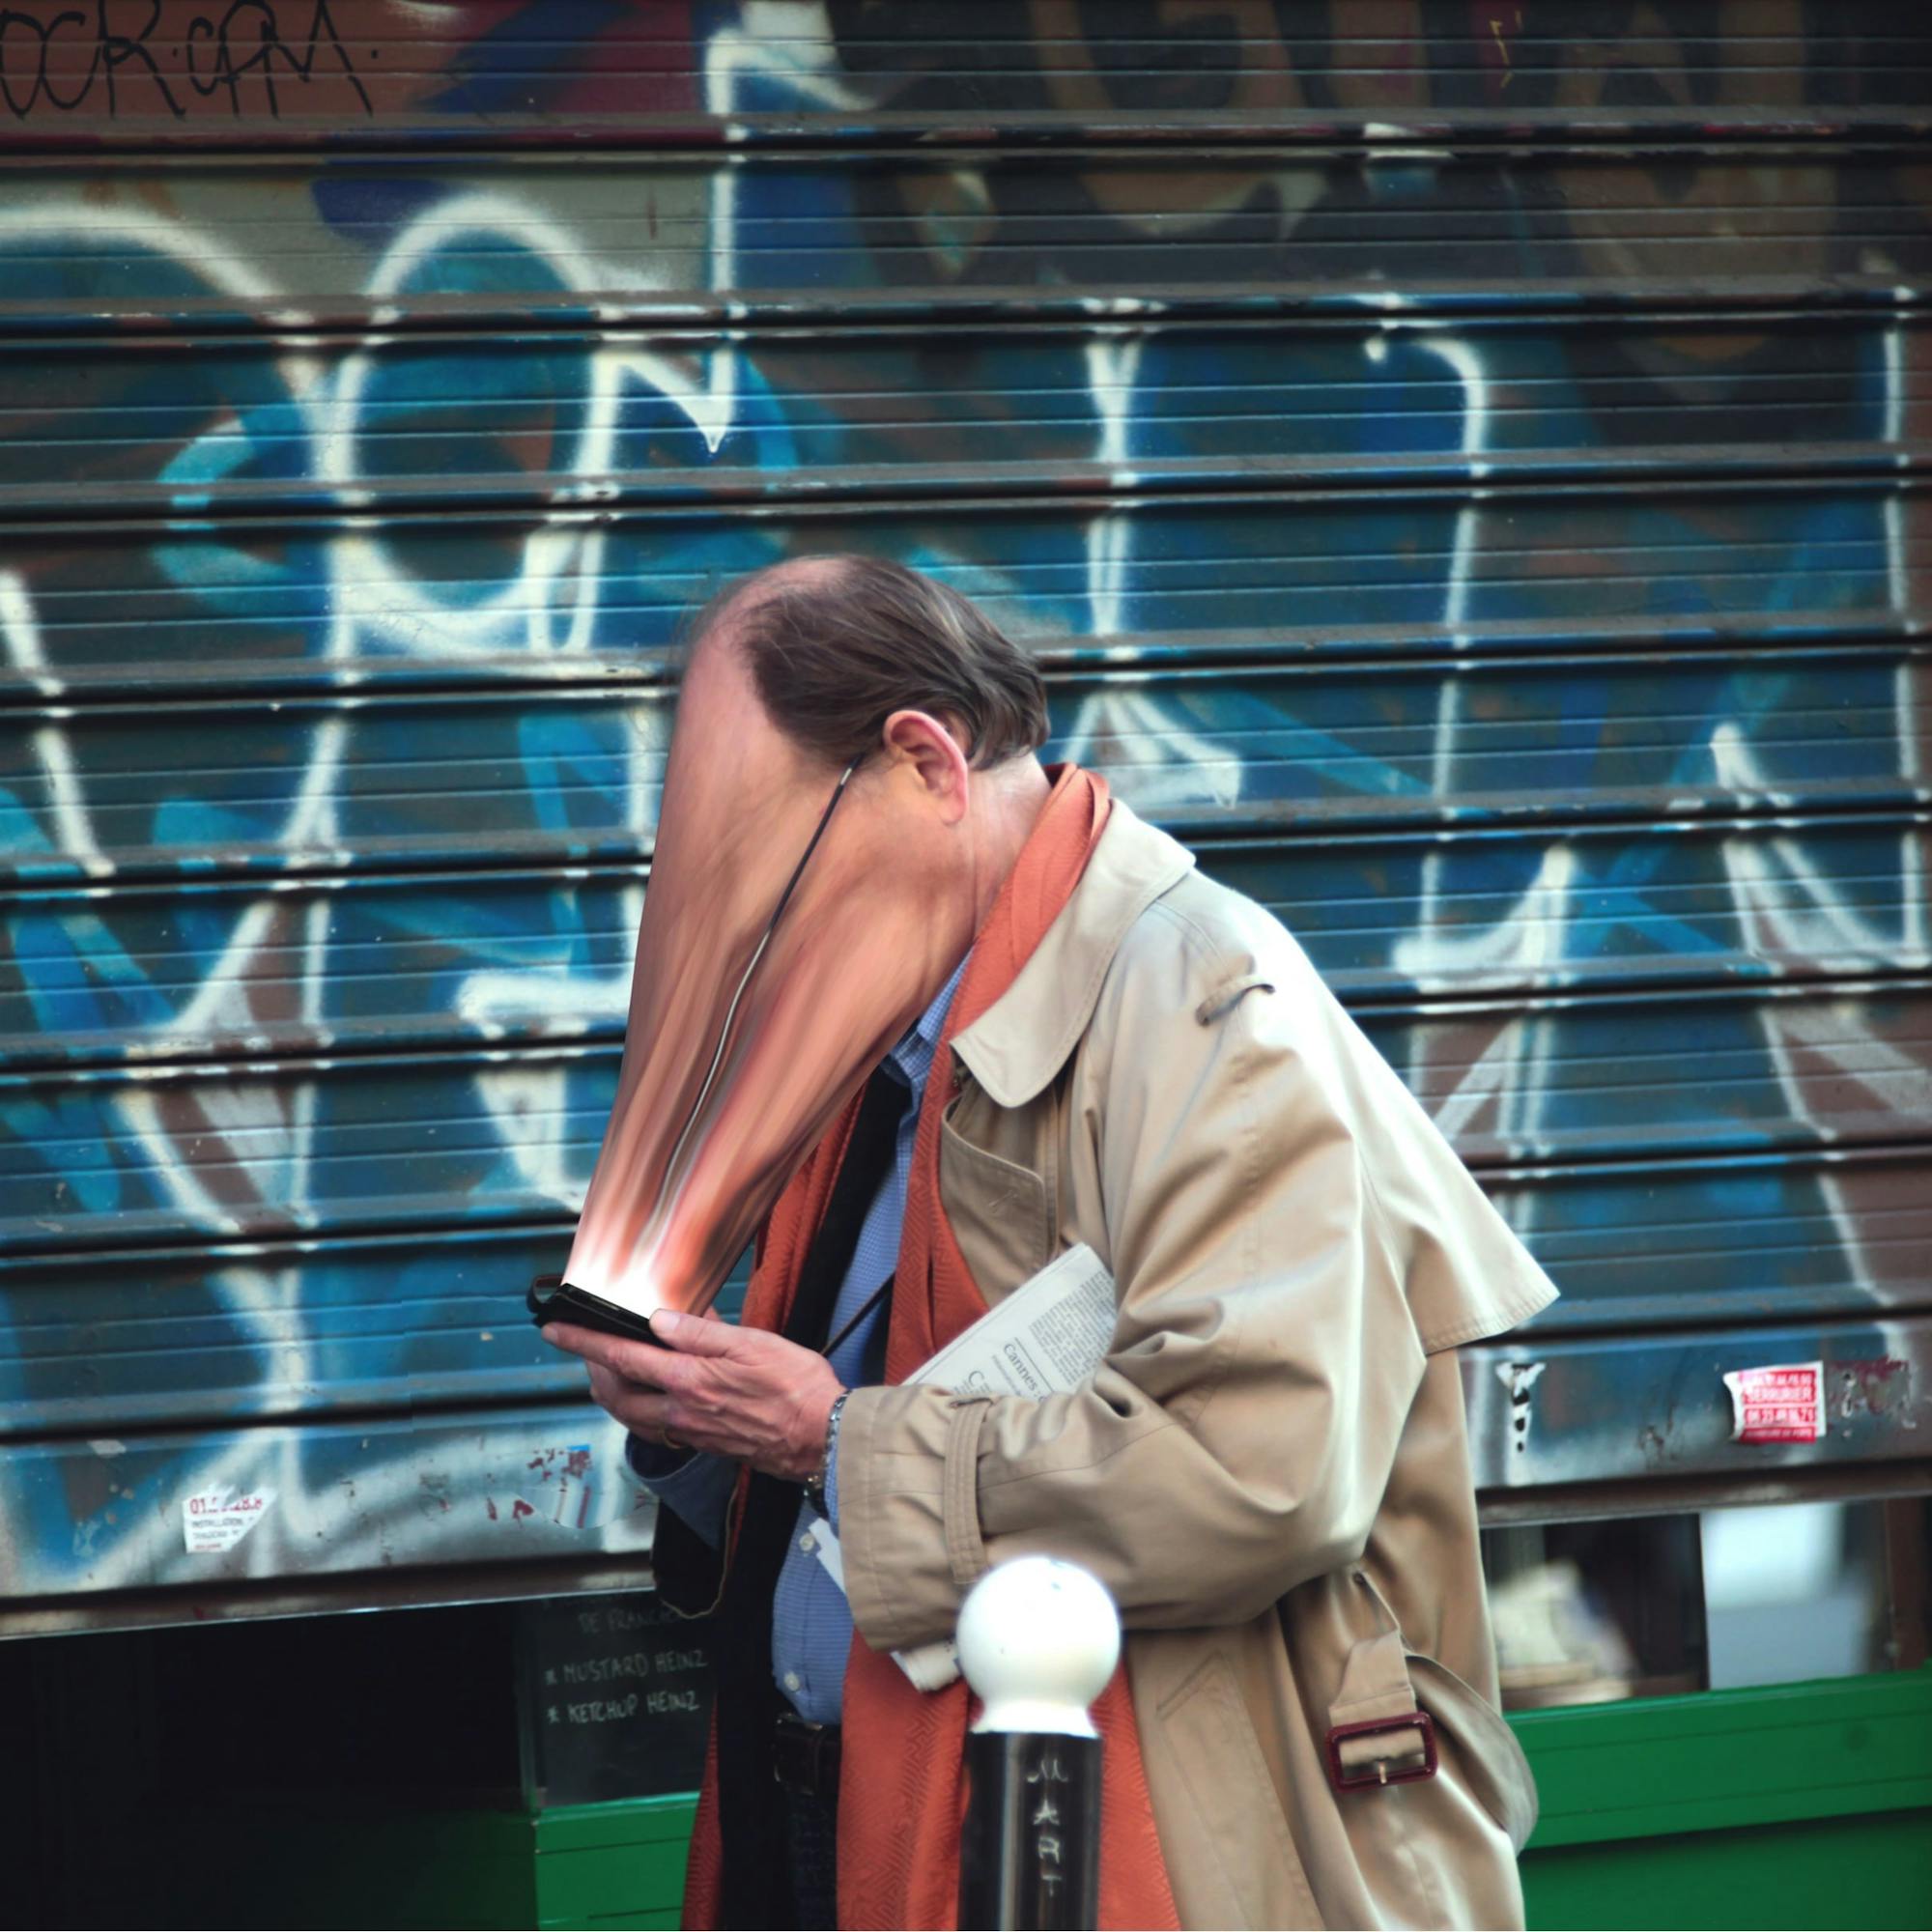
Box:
[527,1273,658,1345]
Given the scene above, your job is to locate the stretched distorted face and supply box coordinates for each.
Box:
[565,636,982,1317]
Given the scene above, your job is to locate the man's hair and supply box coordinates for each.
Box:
[692,554,1050,771]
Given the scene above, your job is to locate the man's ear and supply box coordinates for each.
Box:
[881,709,971,821]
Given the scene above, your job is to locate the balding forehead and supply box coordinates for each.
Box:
[676,611,814,783]
[697,555,839,640]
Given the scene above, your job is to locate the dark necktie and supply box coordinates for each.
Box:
[778,1062,906,1354]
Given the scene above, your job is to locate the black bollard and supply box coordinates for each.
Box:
[960,1728,1103,1930]
[955,1557,1120,1932]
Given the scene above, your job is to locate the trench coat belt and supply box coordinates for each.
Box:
[1325,1573,1438,1792]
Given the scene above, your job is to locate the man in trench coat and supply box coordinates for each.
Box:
[835,789,1554,1926]
[551,554,1556,1929]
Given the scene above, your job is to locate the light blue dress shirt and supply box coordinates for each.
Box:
[631,957,965,1723]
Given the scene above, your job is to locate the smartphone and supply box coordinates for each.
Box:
[527,1273,659,1345]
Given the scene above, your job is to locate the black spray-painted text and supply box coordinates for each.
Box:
[0,1,371,120]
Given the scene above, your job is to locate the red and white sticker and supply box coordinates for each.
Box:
[1723,1362,1825,1444]
[182,1487,275,1553]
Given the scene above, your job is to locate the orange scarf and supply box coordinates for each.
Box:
[680,765,1179,1930]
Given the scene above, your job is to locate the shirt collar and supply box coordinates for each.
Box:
[886,953,968,1095]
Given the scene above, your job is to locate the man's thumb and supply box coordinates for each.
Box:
[652,1307,730,1352]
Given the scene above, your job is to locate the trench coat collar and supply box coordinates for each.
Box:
[952,798,1195,1108]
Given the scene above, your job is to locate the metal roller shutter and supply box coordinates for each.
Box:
[0,4,1925,1632]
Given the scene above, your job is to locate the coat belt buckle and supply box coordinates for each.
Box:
[1325,1710,1437,1791]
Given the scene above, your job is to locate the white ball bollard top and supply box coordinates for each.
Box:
[956,1556,1121,1739]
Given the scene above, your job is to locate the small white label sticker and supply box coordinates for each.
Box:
[182,1487,275,1553]
[1723,1362,1825,1444]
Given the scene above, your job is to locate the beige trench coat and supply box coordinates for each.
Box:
[838,801,1558,1930]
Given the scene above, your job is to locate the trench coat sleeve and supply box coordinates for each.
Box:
[837,904,1431,1651]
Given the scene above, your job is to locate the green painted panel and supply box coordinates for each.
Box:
[536,1845,692,1926]
[535,1795,699,1856]
[1513,1669,1932,1850]
[1520,1807,1932,1932]
[535,1796,696,1928]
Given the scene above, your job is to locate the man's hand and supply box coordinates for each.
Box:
[543,1310,842,1484]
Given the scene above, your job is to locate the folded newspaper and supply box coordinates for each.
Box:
[810,1241,1118,1692]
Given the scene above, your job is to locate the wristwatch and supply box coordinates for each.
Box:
[804,1391,849,1518]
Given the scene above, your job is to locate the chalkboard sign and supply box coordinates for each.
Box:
[517,1592,713,1807]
